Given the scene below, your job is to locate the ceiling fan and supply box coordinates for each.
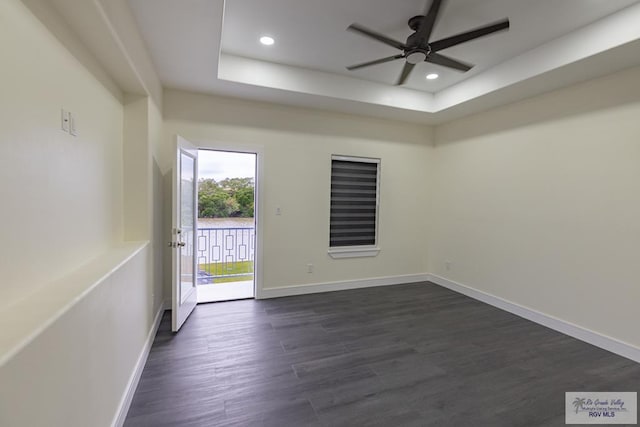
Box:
[346,0,510,85]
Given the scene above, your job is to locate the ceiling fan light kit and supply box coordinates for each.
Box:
[406,50,428,65]
[346,0,510,85]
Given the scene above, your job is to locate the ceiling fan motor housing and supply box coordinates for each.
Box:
[406,15,431,64]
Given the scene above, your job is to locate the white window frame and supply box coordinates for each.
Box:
[328,155,381,259]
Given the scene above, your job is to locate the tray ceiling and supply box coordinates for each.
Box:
[127,0,640,123]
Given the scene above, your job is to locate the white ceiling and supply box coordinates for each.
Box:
[127,0,640,123]
[221,0,636,91]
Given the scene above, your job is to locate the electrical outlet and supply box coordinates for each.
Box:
[61,109,69,132]
[445,261,452,271]
[307,263,313,273]
[276,207,281,215]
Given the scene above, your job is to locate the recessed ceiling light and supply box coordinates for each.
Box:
[426,73,439,80]
[259,36,275,46]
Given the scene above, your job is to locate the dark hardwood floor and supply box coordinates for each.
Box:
[125,282,640,426]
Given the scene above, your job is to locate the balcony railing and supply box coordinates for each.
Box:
[190,227,255,284]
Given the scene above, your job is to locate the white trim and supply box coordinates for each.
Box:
[184,139,264,302]
[428,274,640,364]
[332,155,380,164]
[112,303,166,427]
[258,273,430,299]
[328,247,380,259]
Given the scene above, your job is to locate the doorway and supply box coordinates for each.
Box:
[195,149,256,303]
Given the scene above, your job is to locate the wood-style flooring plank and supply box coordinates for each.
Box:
[125,282,640,426]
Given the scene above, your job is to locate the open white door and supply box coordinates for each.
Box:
[171,135,198,332]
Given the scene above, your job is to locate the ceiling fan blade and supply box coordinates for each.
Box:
[417,0,443,42]
[347,54,405,71]
[348,23,407,50]
[430,18,510,52]
[426,52,473,72]
[396,62,416,85]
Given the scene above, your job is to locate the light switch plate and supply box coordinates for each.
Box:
[69,112,77,136]
[61,109,69,132]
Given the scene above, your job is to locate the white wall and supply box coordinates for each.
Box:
[122,93,165,324]
[123,95,151,241]
[162,90,434,295]
[431,66,640,349]
[0,0,123,310]
[0,244,157,426]
[0,1,164,425]
[122,94,166,312]
[150,100,166,311]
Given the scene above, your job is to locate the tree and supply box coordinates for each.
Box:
[198,177,254,218]
[235,186,254,217]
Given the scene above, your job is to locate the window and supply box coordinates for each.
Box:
[328,155,381,258]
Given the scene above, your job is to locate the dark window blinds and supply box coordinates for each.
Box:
[330,158,379,247]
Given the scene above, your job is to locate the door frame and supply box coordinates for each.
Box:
[180,138,264,300]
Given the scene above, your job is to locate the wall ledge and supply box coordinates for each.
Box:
[428,274,640,364]
[0,241,149,367]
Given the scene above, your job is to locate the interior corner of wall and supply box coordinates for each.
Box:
[123,93,148,106]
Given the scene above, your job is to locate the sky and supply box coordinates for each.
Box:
[198,150,256,181]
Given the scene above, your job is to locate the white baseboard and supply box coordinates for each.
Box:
[428,274,640,364]
[257,273,431,299]
[112,303,166,427]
